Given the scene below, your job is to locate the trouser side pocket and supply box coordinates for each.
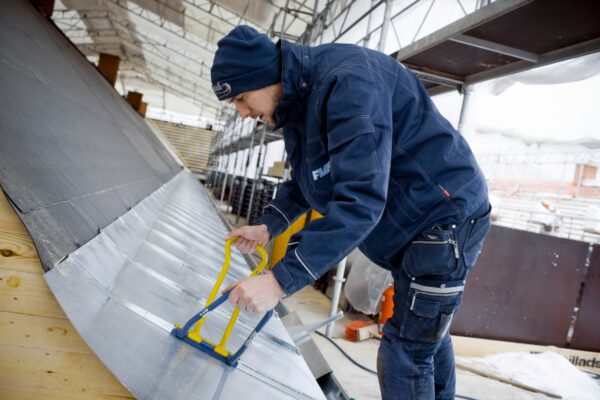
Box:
[399,280,464,343]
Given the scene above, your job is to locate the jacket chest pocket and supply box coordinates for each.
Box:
[306,138,332,195]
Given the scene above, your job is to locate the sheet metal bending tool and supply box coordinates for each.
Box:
[171,237,273,367]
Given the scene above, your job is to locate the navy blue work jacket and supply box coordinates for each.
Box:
[258,40,488,295]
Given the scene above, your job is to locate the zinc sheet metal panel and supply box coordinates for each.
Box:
[0,0,180,269]
[452,226,588,347]
[45,171,325,400]
[570,245,600,352]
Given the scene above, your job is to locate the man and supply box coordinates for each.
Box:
[211,25,491,399]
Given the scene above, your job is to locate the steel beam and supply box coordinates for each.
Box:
[394,0,534,62]
[449,33,540,63]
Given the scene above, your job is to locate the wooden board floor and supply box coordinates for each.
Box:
[0,188,134,399]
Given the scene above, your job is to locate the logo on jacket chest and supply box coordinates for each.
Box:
[312,161,331,181]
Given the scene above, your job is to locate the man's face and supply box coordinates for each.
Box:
[227,83,282,125]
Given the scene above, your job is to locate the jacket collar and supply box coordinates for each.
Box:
[273,40,312,130]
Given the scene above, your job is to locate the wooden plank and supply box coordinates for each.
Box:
[0,311,92,355]
[0,190,28,234]
[0,188,133,399]
[0,190,43,275]
[0,230,43,275]
[0,269,67,319]
[0,385,133,400]
[0,344,133,399]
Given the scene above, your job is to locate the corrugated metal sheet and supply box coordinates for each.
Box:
[45,170,325,399]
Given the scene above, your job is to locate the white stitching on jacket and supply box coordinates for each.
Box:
[294,249,318,280]
[266,204,291,226]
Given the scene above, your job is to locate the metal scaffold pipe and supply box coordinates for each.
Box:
[220,115,237,206]
[326,257,348,338]
[236,124,257,223]
[246,124,268,223]
[378,0,392,52]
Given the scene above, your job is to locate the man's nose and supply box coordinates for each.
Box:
[235,102,252,119]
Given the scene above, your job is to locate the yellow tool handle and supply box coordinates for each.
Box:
[190,237,269,346]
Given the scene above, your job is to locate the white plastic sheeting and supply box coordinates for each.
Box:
[344,250,393,316]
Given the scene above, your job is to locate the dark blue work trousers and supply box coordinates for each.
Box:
[377,202,492,400]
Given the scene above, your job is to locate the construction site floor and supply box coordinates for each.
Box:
[283,285,556,400]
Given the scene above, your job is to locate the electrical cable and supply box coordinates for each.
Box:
[315,331,378,375]
[315,331,480,400]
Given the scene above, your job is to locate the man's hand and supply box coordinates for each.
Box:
[222,271,284,313]
[225,224,270,253]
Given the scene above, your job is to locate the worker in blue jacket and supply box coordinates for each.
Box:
[212,25,491,400]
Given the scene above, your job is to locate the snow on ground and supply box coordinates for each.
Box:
[458,352,600,400]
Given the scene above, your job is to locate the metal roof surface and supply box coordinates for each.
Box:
[0,0,181,270]
[45,170,326,399]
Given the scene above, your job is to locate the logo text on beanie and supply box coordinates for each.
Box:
[213,82,232,97]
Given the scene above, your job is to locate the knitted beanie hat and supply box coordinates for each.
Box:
[211,25,281,101]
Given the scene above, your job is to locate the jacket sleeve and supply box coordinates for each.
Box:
[271,68,393,295]
[258,169,311,239]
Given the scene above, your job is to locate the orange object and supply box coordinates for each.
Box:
[378,285,395,334]
[344,320,375,342]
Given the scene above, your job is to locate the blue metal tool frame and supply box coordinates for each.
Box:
[171,292,274,367]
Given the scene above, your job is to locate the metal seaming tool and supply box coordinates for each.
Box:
[171,237,273,367]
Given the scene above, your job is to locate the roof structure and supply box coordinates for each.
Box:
[51,0,317,124]
[393,0,600,94]
[48,0,600,128]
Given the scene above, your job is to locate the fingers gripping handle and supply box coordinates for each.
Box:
[186,238,269,355]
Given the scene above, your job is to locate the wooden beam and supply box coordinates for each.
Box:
[138,101,148,117]
[126,91,143,111]
[97,53,120,87]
